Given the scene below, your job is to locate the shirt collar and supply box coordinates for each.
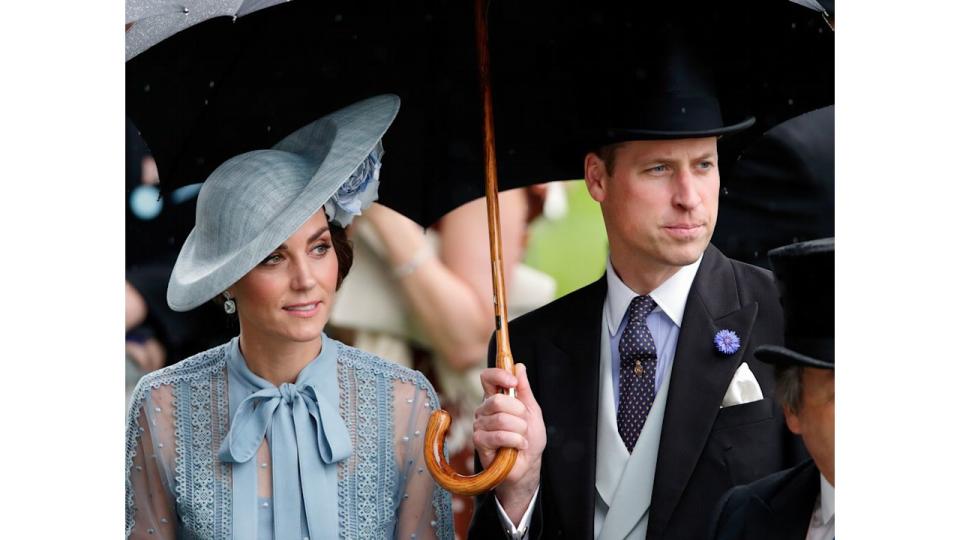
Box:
[604,255,703,336]
[819,473,835,522]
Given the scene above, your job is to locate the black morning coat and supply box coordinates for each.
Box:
[468,245,807,539]
[709,459,821,540]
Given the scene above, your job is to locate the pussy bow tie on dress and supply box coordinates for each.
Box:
[219,350,351,540]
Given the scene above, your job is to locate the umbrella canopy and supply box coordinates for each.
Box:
[125,0,833,227]
[125,0,288,61]
[127,0,587,227]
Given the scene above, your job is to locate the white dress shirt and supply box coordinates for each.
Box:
[495,257,703,539]
[806,475,835,540]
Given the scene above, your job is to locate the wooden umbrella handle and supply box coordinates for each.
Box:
[422,0,519,496]
[423,350,518,496]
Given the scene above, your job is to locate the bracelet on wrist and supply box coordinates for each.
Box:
[393,244,432,277]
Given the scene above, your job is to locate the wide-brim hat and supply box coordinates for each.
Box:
[167,94,400,312]
[754,237,834,369]
[582,34,755,149]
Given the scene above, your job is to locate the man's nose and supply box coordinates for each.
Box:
[672,167,703,210]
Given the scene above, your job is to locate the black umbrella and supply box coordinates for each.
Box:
[125,0,593,228]
[125,0,833,227]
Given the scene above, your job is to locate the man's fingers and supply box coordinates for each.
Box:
[473,429,529,452]
[475,393,527,419]
[474,411,528,436]
[479,367,519,398]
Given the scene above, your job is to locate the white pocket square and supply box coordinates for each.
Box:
[721,363,764,408]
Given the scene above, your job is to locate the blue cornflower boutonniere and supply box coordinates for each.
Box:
[714,329,740,355]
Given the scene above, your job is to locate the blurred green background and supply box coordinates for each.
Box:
[524,180,608,298]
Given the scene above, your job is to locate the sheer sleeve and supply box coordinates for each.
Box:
[393,378,454,540]
[125,380,178,539]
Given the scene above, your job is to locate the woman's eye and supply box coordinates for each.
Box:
[313,242,331,255]
[261,253,282,265]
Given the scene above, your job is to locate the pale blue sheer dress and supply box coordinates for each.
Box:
[125,334,453,539]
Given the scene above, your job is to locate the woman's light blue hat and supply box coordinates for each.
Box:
[167,94,400,312]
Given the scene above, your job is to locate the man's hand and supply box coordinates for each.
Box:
[474,363,546,524]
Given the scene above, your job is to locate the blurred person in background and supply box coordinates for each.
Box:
[710,238,834,540]
[713,106,834,269]
[328,184,559,537]
[125,118,233,402]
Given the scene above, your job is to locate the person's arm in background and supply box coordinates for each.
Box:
[362,188,529,371]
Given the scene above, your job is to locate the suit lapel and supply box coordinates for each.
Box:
[649,246,761,532]
[767,461,820,539]
[537,277,606,539]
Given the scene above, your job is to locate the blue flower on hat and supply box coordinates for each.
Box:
[324,141,384,226]
[713,329,740,355]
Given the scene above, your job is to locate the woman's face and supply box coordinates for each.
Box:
[229,210,340,346]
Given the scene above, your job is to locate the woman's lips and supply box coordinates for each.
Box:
[282,301,320,317]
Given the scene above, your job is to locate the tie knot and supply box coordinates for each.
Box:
[627,295,657,321]
[279,382,299,405]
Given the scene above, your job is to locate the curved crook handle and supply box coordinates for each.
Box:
[423,350,518,496]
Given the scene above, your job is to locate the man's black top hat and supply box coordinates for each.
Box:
[754,237,834,369]
[585,37,755,149]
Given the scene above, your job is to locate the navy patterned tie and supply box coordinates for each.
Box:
[617,295,659,453]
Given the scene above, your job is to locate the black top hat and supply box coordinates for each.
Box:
[586,37,755,149]
[754,237,834,369]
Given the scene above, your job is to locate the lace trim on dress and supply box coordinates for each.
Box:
[336,344,453,539]
[125,344,230,538]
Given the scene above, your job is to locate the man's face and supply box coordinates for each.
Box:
[785,367,835,485]
[585,137,720,275]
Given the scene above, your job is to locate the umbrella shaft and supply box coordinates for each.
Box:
[475,0,512,365]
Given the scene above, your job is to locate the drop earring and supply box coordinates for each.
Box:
[223,292,236,314]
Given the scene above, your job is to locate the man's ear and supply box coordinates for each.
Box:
[784,405,802,435]
[584,152,609,203]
